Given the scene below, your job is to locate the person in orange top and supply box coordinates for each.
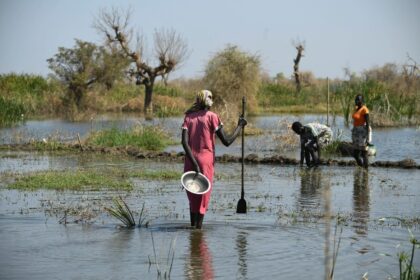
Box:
[352,94,370,168]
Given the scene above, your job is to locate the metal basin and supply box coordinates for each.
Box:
[181,171,211,195]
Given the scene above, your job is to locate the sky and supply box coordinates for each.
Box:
[1,0,419,80]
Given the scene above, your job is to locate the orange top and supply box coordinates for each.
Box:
[352,105,369,127]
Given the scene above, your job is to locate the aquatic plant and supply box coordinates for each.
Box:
[128,170,181,180]
[85,125,174,151]
[329,221,343,280]
[322,129,346,156]
[7,170,133,191]
[105,197,149,228]
[32,139,67,151]
[137,202,148,227]
[105,196,136,228]
[398,229,420,280]
[149,232,177,279]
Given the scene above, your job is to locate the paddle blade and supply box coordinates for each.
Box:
[236,198,247,214]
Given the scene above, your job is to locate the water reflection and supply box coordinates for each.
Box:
[298,167,322,210]
[185,230,214,280]
[236,231,248,279]
[352,168,370,236]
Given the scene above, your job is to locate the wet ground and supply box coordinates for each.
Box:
[0,152,419,279]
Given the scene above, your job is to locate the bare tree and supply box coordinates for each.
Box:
[94,7,189,115]
[293,42,305,93]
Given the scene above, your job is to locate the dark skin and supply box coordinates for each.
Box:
[293,126,326,167]
[354,95,370,168]
[182,117,247,173]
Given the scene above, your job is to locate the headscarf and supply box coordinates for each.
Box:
[185,90,213,114]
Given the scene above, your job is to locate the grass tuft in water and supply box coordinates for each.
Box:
[85,125,175,151]
[398,229,420,280]
[105,196,136,228]
[128,170,181,180]
[105,197,149,228]
[7,170,133,191]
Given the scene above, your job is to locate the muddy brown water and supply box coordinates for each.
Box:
[0,152,419,279]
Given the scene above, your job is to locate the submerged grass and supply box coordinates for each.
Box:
[85,125,175,151]
[7,170,133,191]
[127,170,181,180]
[3,168,181,191]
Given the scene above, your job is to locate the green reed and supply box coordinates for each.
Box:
[398,229,420,280]
[0,96,25,126]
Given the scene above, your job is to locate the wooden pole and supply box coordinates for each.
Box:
[327,77,330,126]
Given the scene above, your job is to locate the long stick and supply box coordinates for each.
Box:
[241,96,245,199]
[327,77,330,126]
[236,96,247,214]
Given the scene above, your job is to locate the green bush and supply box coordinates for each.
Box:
[257,81,330,113]
[103,83,141,103]
[0,73,62,117]
[85,126,174,151]
[153,84,184,97]
[0,73,50,97]
[258,82,299,107]
[0,96,26,126]
[204,45,261,113]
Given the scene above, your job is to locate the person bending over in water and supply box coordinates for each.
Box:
[292,122,333,167]
[181,90,247,229]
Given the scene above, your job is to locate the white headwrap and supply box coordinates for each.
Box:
[185,90,213,114]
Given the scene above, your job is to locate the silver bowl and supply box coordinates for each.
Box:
[181,171,211,195]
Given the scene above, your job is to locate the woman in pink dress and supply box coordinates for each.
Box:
[182,90,247,229]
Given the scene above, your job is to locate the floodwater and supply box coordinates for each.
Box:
[0,115,419,279]
[0,151,419,279]
[1,114,419,163]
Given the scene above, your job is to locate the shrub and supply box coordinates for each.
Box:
[0,96,25,126]
[203,45,261,115]
[85,125,173,151]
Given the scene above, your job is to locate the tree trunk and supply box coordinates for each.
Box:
[144,77,155,118]
[294,45,304,93]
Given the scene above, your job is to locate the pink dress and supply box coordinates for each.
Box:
[182,110,222,215]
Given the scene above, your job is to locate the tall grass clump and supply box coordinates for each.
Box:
[85,125,174,151]
[154,94,186,117]
[397,229,420,280]
[258,82,296,108]
[105,197,149,228]
[105,196,136,228]
[154,83,184,97]
[0,73,51,98]
[0,73,63,117]
[322,129,346,156]
[0,96,25,126]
